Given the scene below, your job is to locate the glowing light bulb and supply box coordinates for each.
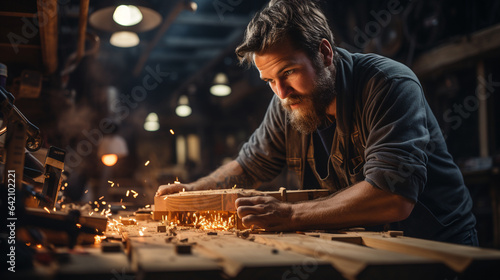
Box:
[102,154,118,166]
[113,5,143,26]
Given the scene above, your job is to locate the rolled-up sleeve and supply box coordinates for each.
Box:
[363,77,429,202]
[236,96,288,182]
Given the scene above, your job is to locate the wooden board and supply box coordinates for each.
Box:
[253,233,448,280]
[104,220,500,280]
[412,23,500,78]
[153,188,331,220]
[121,220,339,280]
[56,247,131,280]
[321,232,500,279]
[25,207,107,233]
[130,242,223,280]
[22,207,108,245]
[175,231,341,280]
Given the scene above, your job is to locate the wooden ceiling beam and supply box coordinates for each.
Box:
[133,0,191,77]
[0,11,36,17]
[412,23,500,79]
[36,0,58,75]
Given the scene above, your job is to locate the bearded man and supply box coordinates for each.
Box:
[156,0,478,245]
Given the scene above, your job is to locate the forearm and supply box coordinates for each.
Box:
[188,160,260,191]
[290,181,415,230]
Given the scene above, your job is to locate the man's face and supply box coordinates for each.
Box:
[254,41,335,134]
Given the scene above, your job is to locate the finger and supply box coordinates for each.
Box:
[235,196,274,207]
[237,205,267,218]
[166,185,183,194]
[155,185,168,196]
[241,214,266,229]
[156,184,183,196]
[242,213,285,231]
[235,197,255,207]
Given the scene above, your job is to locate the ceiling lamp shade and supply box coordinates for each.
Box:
[113,5,143,26]
[110,31,140,48]
[97,135,129,166]
[210,73,231,96]
[175,95,192,117]
[89,5,162,33]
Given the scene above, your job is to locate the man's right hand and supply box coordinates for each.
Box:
[155,184,191,196]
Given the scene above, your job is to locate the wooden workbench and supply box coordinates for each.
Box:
[12,217,500,280]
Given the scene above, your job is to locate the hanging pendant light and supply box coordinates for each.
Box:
[210,73,231,96]
[175,95,192,117]
[89,5,162,33]
[144,112,160,131]
[97,135,128,166]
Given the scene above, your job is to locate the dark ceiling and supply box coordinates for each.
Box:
[0,0,272,149]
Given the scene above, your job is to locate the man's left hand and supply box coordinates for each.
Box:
[235,196,294,231]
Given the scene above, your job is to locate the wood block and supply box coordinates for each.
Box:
[101,242,123,253]
[157,225,166,232]
[254,233,449,280]
[120,217,137,225]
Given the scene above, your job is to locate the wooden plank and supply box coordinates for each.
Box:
[37,0,58,74]
[154,189,330,213]
[153,189,331,228]
[254,233,449,280]
[0,11,37,17]
[23,208,108,245]
[131,244,223,280]
[56,247,131,280]
[133,0,186,77]
[25,207,107,234]
[322,232,500,279]
[122,221,223,280]
[154,189,244,212]
[178,231,341,280]
[412,23,500,78]
[121,221,338,279]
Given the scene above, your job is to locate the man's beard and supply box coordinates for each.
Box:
[281,69,336,134]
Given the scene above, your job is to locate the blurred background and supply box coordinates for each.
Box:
[0,0,499,247]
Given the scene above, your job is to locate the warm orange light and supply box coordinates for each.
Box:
[102,154,118,166]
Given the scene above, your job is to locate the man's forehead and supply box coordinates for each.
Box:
[252,38,301,62]
[253,49,304,71]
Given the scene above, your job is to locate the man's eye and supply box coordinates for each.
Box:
[284,70,294,76]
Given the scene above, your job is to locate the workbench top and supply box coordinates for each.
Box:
[10,217,500,280]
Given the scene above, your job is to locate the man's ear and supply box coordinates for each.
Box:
[319,39,333,67]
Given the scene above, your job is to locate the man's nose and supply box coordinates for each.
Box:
[274,80,291,99]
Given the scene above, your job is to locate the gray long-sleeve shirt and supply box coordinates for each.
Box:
[236,48,476,242]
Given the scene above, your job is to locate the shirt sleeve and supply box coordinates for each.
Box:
[362,76,429,202]
[236,96,288,182]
